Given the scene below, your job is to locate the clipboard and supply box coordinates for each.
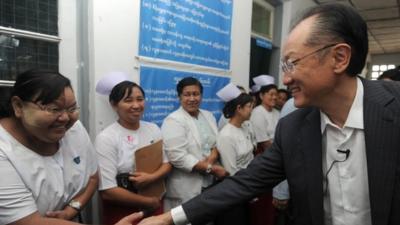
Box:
[134,140,166,198]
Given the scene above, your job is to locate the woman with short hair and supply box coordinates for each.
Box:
[214,83,256,225]
[95,73,171,225]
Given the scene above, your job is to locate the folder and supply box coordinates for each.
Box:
[134,140,166,199]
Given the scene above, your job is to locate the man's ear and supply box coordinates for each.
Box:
[11,96,24,118]
[332,43,351,74]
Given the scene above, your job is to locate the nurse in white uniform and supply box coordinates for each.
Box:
[95,72,172,225]
[0,70,98,225]
[250,75,280,153]
[216,83,256,175]
[248,75,280,225]
[214,83,256,225]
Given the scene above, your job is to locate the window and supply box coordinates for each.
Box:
[0,0,59,81]
[252,0,274,41]
[371,64,395,80]
[0,0,58,35]
[0,35,58,80]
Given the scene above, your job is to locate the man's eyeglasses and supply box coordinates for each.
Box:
[281,43,338,74]
[25,101,80,117]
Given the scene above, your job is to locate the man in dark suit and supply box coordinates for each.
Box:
[131,3,400,225]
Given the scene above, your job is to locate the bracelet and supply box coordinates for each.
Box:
[205,164,212,174]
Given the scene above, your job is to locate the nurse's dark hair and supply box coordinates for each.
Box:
[223,93,253,119]
[0,69,71,118]
[254,84,277,106]
[291,3,368,76]
[109,81,145,104]
[176,77,203,96]
[259,84,277,95]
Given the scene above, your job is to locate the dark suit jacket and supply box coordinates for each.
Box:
[183,79,400,225]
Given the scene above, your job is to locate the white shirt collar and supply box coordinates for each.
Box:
[320,77,364,133]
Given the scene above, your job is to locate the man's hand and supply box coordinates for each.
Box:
[115,212,144,225]
[137,212,173,225]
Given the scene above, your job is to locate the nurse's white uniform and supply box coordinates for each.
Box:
[95,121,167,191]
[250,105,280,143]
[0,120,98,225]
[217,123,256,175]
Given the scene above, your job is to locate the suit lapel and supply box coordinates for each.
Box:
[363,80,399,225]
[300,108,324,225]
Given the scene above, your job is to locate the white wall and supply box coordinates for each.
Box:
[230,1,252,88]
[58,0,79,97]
[88,0,140,138]
[87,0,253,136]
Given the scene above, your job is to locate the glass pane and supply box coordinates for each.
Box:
[372,65,379,71]
[380,65,387,71]
[0,34,58,80]
[371,72,379,79]
[0,86,13,117]
[252,3,272,39]
[0,0,58,35]
[388,64,395,69]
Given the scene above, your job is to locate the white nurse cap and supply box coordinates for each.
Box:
[216,83,242,102]
[96,71,133,95]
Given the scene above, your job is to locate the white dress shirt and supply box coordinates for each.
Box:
[321,77,371,225]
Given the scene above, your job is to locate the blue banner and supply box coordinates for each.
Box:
[140,66,230,126]
[139,0,233,69]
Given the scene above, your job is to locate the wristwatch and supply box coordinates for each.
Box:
[205,164,213,174]
[68,200,81,211]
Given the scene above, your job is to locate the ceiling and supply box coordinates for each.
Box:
[314,0,400,55]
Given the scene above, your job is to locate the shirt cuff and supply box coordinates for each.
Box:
[171,205,189,225]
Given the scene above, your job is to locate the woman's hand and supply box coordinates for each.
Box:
[211,165,229,179]
[45,206,77,220]
[147,196,162,210]
[205,147,219,165]
[272,198,289,210]
[130,172,155,188]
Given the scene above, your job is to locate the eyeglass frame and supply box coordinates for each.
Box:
[24,101,80,117]
[281,43,339,74]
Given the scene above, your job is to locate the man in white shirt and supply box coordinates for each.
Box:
[130,3,400,225]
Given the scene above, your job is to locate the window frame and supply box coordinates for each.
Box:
[0,26,60,83]
[251,0,274,42]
